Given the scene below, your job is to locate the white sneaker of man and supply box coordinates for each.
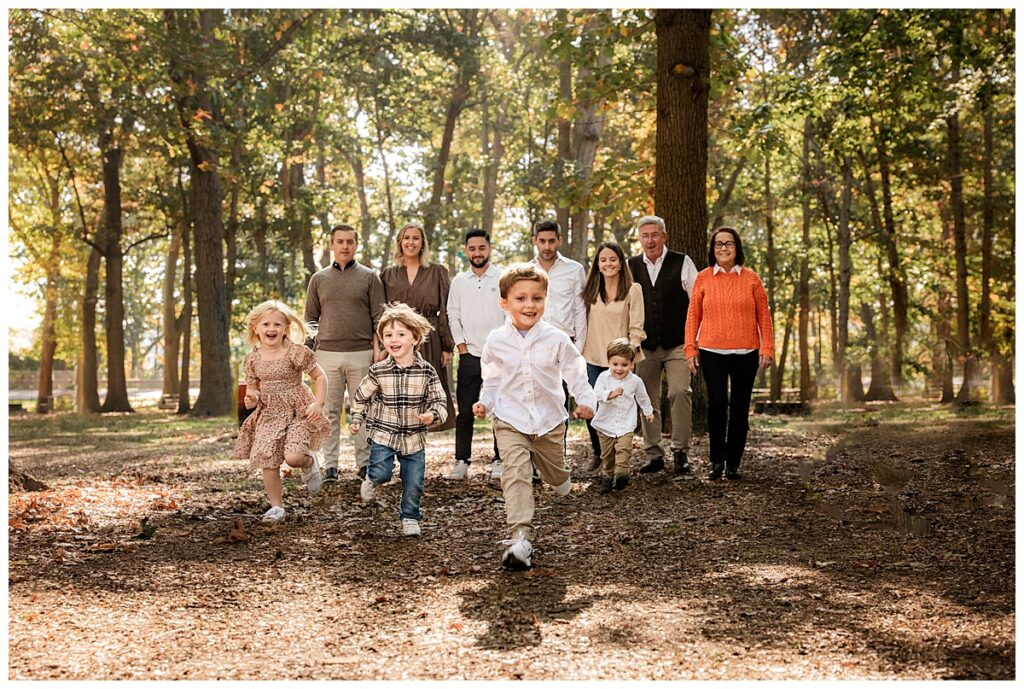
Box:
[490,460,503,480]
[261,506,286,523]
[552,477,572,496]
[302,452,323,496]
[360,477,377,503]
[448,460,469,480]
[402,518,421,537]
[501,537,533,570]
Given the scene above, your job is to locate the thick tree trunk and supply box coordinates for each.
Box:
[935,203,956,403]
[655,8,711,434]
[861,302,897,401]
[98,142,133,413]
[167,9,235,417]
[77,247,102,413]
[343,147,373,249]
[947,36,973,404]
[798,116,813,402]
[554,11,572,233]
[162,226,181,396]
[481,99,505,236]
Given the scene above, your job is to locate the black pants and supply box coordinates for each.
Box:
[699,350,759,470]
[455,353,499,464]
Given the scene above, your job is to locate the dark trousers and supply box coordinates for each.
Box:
[584,363,607,457]
[455,353,499,464]
[699,350,759,470]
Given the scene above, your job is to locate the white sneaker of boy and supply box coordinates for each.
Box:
[302,452,322,496]
[490,460,503,479]
[448,460,469,480]
[261,506,286,523]
[501,537,533,570]
[360,477,377,503]
[552,477,572,496]
[402,518,421,537]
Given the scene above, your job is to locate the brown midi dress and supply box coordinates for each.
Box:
[233,343,330,472]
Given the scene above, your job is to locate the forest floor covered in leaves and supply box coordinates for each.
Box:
[8,401,1015,680]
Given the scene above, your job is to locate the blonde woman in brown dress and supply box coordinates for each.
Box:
[379,223,456,431]
[234,300,330,523]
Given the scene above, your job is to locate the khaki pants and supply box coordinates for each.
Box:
[316,348,373,470]
[599,432,633,478]
[493,418,568,541]
[635,345,692,459]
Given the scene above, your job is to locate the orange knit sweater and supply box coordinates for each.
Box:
[683,266,775,359]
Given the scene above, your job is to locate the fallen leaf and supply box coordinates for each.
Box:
[227,518,250,543]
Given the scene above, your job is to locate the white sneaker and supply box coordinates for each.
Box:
[402,518,421,537]
[449,460,469,480]
[302,453,322,496]
[261,506,286,523]
[490,460,503,479]
[360,477,376,503]
[501,537,533,570]
[552,477,572,496]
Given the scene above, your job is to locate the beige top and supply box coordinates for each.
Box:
[582,282,646,366]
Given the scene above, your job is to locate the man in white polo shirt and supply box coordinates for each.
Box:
[446,228,506,480]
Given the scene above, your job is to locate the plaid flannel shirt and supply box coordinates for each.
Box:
[351,354,448,455]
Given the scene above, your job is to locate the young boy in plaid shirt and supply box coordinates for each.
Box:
[349,303,448,536]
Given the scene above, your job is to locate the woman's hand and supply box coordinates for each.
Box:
[687,357,699,375]
[441,351,452,369]
[759,354,773,370]
[304,401,324,420]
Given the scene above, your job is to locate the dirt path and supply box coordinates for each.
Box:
[8,404,1015,679]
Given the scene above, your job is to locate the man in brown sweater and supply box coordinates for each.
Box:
[304,225,386,482]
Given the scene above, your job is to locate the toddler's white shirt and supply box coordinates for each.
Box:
[591,370,654,438]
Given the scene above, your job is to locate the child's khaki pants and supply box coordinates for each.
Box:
[599,431,633,477]
[493,418,568,541]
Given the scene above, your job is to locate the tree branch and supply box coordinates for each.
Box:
[55,134,104,254]
[232,10,322,86]
[125,231,169,254]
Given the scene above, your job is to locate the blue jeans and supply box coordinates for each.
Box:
[368,442,425,521]
[585,363,607,457]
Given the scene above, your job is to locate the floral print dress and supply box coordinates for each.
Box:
[233,342,330,472]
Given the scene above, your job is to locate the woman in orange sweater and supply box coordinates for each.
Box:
[684,227,774,480]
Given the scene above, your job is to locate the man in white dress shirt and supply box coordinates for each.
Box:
[446,229,505,481]
[529,219,587,350]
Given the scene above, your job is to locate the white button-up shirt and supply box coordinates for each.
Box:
[591,370,655,438]
[446,263,505,357]
[642,246,699,296]
[478,321,597,436]
[531,252,587,350]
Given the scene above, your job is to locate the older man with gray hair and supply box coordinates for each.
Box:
[626,215,699,478]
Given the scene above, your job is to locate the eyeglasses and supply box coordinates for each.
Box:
[713,241,736,249]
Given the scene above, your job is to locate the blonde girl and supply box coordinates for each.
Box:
[233,300,331,522]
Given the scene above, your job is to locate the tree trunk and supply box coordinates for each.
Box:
[873,139,908,387]
[935,202,956,403]
[162,226,181,396]
[343,146,373,249]
[655,8,711,434]
[837,157,854,403]
[177,212,193,415]
[481,106,505,236]
[772,290,797,401]
[709,154,747,231]
[372,94,397,265]
[77,247,102,413]
[423,10,478,241]
[947,31,972,404]
[98,141,133,413]
[167,8,235,416]
[861,302,897,401]
[798,116,814,402]
[37,235,60,413]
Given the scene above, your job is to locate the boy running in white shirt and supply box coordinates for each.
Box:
[591,338,655,494]
[473,263,596,570]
